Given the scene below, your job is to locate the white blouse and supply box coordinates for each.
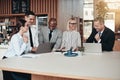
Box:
[4,33,28,57]
[61,30,81,50]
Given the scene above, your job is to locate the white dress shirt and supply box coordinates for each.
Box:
[61,30,81,50]
[25,25,39,51]
[4,33,28,57]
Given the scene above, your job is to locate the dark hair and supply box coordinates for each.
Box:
[16,19,26,32]
[9,19,26,41]
[25,11,35,17]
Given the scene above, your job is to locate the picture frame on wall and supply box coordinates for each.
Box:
[12,0,19,13]
[20,0,30,13]
[83,20,93,39]
[12,0,30,14]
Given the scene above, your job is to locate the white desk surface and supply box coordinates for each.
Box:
[0,48,7,59]
[0,52,120,80]
[0,45,8,49]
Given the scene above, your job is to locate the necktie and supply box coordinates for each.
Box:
[99,32,102,37]
[29,27,33,47]
[49,30,53,41]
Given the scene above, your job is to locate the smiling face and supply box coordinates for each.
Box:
[93,17,105,32]
[21,22,29,33]
[25,15,35,25]
[69,19,77,31]
[23,22,29,32]
[94,20,105,32]
[48,18,57,30]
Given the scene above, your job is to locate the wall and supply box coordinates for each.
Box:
[115,11,120,32]
[57,0,83,31]
[0,0,84,31]
[0,0,11,14]
[30,0,57,19]
[0,0,57,20]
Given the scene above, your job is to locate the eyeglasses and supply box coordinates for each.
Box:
[69,22,77,25]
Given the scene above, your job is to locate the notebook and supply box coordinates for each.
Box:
[35,43,55,53]
[83,43,102,53]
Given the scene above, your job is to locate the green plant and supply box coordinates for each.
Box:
[96,1,109,18]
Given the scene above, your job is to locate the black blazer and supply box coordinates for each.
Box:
[86,27,115,51]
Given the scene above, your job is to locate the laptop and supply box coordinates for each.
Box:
[83,43,102,53]
[35,43,55,53]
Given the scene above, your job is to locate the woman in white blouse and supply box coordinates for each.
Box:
[3,19,29,58]
[60,17,81,51]
[2,19,31,80]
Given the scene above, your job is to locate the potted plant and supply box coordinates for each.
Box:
[96,0,109,18]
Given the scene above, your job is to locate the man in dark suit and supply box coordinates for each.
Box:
[86,17,115,51]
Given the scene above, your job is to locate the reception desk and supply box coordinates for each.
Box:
[0,45,8,59]
[0,52,120,80]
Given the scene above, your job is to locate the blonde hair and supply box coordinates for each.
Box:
[66,17,77,31]
[94,17,104,24]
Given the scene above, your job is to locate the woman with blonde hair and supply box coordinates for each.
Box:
[60,17,81,51]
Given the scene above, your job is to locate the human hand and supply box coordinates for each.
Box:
[74,48,78,51]
[95,33,100,41]
[60,47,66,51]
[83,37,87,42]
[31,47,38,53]
[23,35,28,43]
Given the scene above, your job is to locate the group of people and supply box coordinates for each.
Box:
[38,17,81,51]
[2,11,115,80]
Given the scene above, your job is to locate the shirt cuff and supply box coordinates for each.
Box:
[30,47,32,51]
[52,48,56,52]
[98,39,101,43]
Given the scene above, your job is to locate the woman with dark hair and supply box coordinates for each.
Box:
[3,19,29,58]
[2,19,31,80]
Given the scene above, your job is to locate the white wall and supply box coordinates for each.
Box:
[57,0,84,31]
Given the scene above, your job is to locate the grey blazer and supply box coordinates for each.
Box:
[38,27,62,49]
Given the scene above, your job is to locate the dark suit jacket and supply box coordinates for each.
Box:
[86,27,115,51]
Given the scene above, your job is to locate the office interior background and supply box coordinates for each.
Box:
[0,0,120,80]
[0,0,120,50]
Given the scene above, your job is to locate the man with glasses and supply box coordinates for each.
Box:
[38,18,62,51]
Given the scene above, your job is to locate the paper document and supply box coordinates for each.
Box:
[21,53,40,58]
